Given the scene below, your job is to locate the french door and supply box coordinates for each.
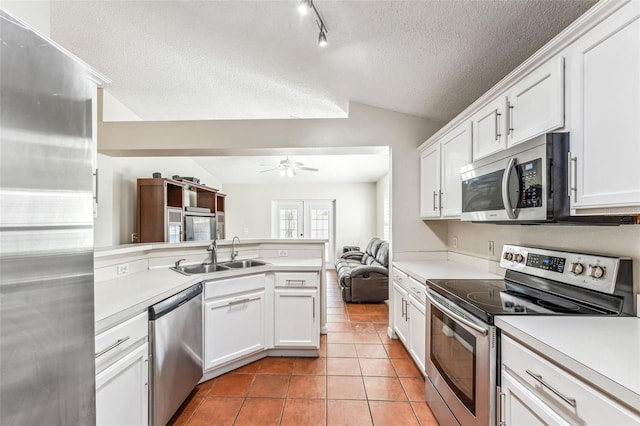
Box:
[272,200,334,264]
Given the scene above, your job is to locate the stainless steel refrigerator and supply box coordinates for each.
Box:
[1,10,97,425]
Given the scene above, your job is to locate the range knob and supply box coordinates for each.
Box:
[570,262,584,275]
[514,305,525,313]
[514,254,524,263]
[589,265,605,279]
[503,252,514,261]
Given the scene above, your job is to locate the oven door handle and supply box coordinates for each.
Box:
[502,157,518,219]
[426,292,489,336]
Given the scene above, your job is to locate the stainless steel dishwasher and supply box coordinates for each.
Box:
[149,282,203,426]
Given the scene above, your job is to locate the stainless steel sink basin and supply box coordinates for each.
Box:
[170,263,230,275]
[221,260,269,269]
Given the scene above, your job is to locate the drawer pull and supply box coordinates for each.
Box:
[286,279,306,286]
[526,369,576,407]
[95,336,130,358]
[228,297,258,306]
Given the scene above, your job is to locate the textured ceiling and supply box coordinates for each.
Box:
[50,0,595,122]
[193,154,389,184]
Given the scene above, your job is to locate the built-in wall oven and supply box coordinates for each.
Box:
[425,245,633,426]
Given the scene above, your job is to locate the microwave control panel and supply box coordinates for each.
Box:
[516,159,542,209]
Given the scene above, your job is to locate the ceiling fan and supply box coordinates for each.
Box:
[260,157,319,177]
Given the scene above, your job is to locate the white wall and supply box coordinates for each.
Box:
[224,183,377,258]
[94,156,224,247]
[376,173,390,239]
[102,89,142,121]
[98,103,448,255]
[1,1,50,36]
[445,221,640,310]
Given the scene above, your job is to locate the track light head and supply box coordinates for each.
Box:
[298,0,311,15]
[318,30,327,47]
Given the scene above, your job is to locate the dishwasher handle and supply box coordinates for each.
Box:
[149,282,203,320]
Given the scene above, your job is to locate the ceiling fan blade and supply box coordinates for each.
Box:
[260,167,279,173]
[299,167,319,172]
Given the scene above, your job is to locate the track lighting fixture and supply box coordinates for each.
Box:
[297,0,329,47]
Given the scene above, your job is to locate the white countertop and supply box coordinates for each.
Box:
[496,316,640,410]
[393,259,503,283]
[95,257,322,333]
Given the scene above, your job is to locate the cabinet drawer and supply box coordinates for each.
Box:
[392,267,409,287]
[95,312,147,372]
[274,272,318,288]
[501,335,640,424]
[406,277,426,306]
[205,273,266,299]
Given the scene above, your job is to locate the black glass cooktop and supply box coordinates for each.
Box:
[426,278,611,324]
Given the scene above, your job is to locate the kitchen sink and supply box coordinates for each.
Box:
[221,260,269,269]
[170,263,230,275]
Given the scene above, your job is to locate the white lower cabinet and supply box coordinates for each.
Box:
[274,288,319,348]
[95,310,149,426]
[204,290,266,370]
[392,267,426,375]
[499,335,640,426]
[392,280,409,344]
[96,343,149,426]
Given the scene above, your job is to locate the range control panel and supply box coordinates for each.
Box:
[499,244,624,294]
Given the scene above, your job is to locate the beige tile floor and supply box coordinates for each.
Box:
[170,271,439,425]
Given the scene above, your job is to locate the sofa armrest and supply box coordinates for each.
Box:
[350,264,388,278]
[340,251,365,260]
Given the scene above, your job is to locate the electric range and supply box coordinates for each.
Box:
[423,244,634,426]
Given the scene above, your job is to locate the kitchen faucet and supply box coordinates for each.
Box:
[206,241,217,266]
[231,236,240,261]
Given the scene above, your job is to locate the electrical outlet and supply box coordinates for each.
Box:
[278,250,288,257]
[488,241,495,256]
[453,237,458,249]
[131,233,138,243]
[243,228,249,233]
[117,263,129,275]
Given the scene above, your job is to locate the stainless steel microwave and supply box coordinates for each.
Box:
[185,213,217,241]
[460,133,631,224]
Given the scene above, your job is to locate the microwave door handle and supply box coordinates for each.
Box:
[502,157,517,219]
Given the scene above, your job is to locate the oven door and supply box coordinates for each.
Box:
[425,289,496,426]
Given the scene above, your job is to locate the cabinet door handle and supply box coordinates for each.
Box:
[495,111,502,141]
[227,297,259,307]
[286,279,306,286]
[93,169,99,204]
[405,301,410,321]
[312,296,316,319]
[439,190,443,211]
[508,102,514,135]
[498,388,506,426]
[401,298,406,319]
[526,369,576,407]
[433,191,438,211]
[567,152,577,203]
[95,336,130,358]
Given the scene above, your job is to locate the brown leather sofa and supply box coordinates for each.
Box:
[334,238,389,303]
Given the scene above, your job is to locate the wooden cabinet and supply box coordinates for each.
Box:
[499,335,640,426]
[274,272,320,348]
[420,122,471,219]
[568,1,640,214]
[95,312,149,426]
[136,178,226,243]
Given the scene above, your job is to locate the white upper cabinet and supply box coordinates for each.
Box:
[472,96,506,160]
[420,143,441,218]
[568,1,640,214]
[440,122,472,217]
[420,122,471,219]
[506,56,565,147]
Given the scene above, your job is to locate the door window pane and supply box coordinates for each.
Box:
[279,208,299,239]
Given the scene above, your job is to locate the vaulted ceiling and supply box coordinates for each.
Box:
[50,0,596,123]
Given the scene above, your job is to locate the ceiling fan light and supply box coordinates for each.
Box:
[318,30,327,47]
[298,0,311,15]
[286,168,294,177]
[279,169,286,177]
